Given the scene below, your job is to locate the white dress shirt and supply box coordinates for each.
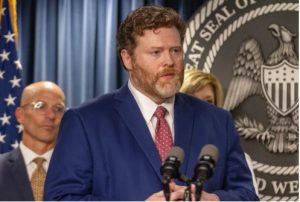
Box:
[128,80,175,142]
[19,142,53,179]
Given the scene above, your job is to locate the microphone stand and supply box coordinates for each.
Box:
[183,179,192,201]
[195,179,204,201]
[162,173,205,201]
[162,176,171,201]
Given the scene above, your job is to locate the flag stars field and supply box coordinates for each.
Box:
[10,139,19,149]
[0,49,10,61]
[16,124,23,133]
[0,1,23,153]
[4,31,15,43]
[9,75,21,88]
[0,113,11,125]
[0,133,6,143]
[14,60,22,69]
[4,94,16,106]
[0,69,4,79]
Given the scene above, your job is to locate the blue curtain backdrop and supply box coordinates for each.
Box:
[17,0,204,107]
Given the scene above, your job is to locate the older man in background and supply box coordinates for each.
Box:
[0,81,65,201]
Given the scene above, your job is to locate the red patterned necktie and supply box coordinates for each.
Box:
[154,106,173,161]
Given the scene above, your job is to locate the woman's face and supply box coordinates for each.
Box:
[193,84,215,105]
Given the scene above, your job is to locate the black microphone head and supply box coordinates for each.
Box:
[165,146,185,163]
[198,144,218,163]
[193,144,219,182]
[160,146,184,180]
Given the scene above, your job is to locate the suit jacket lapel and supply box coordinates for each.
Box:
[114,85,162,179]
[174,94,195,175]
[8,148,34,200]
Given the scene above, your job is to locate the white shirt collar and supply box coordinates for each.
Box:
[19,141,53,166]
[128,80,175,124]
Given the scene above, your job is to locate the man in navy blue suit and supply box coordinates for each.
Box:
[0,81,65,201]
[44,5,259,201]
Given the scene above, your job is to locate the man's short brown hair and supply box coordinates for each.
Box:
[117,5,186,60]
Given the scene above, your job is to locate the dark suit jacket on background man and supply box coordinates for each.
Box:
[0,148,34,200]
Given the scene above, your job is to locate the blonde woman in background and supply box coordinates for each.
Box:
[180,68,259,195]
[180,68,224,107]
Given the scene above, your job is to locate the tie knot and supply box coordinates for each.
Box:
[154,106,167,119]
[33,157,45,168]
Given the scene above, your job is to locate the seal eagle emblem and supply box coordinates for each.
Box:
[224,24,298,154]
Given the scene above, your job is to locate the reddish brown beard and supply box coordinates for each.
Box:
[130,61,184,102]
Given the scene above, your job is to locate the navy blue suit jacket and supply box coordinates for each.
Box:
[0,148,34,201]
[44,84,259,201]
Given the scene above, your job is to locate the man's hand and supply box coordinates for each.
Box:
[146,183,220,201]
[146,182,186,201]
[191,184,220,201]
[200,191,220,201]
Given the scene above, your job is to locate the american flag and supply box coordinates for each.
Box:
[0,0,23,153]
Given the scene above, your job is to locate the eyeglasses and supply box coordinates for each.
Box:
[21,100,66,115]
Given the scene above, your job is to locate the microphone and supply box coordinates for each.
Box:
[160,146,184,201]
[161,146,184,179]
[193,144,219,201]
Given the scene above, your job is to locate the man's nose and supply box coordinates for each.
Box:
[164,52,175,67]
[44,107,56,119]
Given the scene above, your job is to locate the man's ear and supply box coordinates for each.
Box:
[15,107,24,124]
[120,49,133,70]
